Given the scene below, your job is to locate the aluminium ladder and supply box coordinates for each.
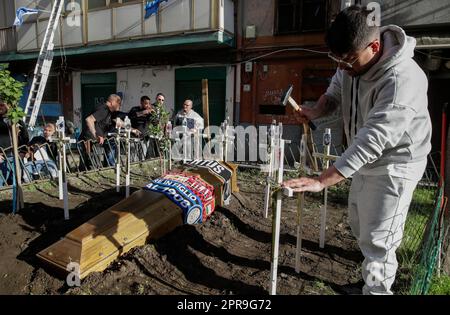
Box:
[23,0,64,129]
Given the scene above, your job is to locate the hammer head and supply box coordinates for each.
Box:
[281,84,293,106]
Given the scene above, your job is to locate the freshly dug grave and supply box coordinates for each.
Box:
[0,163,363,295]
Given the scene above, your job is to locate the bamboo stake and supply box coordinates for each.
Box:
[11,123,24,212]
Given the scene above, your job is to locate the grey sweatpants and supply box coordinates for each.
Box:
[348,172,420,295]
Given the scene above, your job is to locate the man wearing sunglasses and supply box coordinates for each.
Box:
[283,6,431,295]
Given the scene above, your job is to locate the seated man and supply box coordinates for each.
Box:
[23,123,58,182]
[173,99,204,160]
[128,96,153,136]
[28,123,58,160]
[174,99,204,131]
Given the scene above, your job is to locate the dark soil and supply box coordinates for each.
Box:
[0,162,363,295]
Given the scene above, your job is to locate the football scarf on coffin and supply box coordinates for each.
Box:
[144,178,203,225]
[185,160,232,205]
[186,176,215,219]
[182,168,225,207]
[162,172,216,220]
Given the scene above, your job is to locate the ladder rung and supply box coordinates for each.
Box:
[24,0,64,129]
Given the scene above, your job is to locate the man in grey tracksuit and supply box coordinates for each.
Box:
[283,6,431,295]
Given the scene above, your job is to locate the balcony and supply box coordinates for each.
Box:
[2,0,234,58]
[0,27,17,53]
[378,0,450,27]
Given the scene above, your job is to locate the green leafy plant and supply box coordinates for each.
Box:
[0,64,26,212]
[428,274,450,295]
[0,64,25,123]
[147,102,171,152]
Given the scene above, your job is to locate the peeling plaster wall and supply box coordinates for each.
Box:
[72,67,175,129]
[72,66,235,128]
[116,67,176,114]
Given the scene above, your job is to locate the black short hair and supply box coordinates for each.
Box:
[325,5,380,56]
[141,95,151,103]
[156,93,165,99]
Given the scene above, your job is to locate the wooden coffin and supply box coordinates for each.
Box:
[37,189,183,279]
[37,160,238,280]
[221,162,239,193]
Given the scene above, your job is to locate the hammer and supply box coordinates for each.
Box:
[281,84,317,131]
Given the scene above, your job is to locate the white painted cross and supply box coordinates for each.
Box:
[107,119,131,194]
[220,117,235,163]
[107,126,123,193]
[263,120,278,219]
[269,122,292,295]
[53,116,75,220]
[124,116,132,198]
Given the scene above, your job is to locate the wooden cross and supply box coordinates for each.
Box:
[282,132,309,274]
[295,133,308,272]
[312,128,338,248]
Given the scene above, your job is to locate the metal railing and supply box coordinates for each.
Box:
[0,135,161,189]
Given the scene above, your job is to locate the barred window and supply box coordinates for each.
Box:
[276,0,328,34]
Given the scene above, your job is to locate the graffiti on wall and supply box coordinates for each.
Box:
[262,88,284,104]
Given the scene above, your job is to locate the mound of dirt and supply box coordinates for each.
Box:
[0,166,363,295]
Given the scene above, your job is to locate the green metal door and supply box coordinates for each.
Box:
[175,67,226,127]
[81,73,117,130]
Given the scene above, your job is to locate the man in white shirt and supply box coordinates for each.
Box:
[174,99,204,131]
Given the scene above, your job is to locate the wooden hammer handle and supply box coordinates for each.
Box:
[289,97,317,131]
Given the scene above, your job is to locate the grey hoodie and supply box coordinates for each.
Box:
[325,25,432,181]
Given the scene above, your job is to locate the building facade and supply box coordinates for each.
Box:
[1,0,449,153]
[1,0,236,131]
